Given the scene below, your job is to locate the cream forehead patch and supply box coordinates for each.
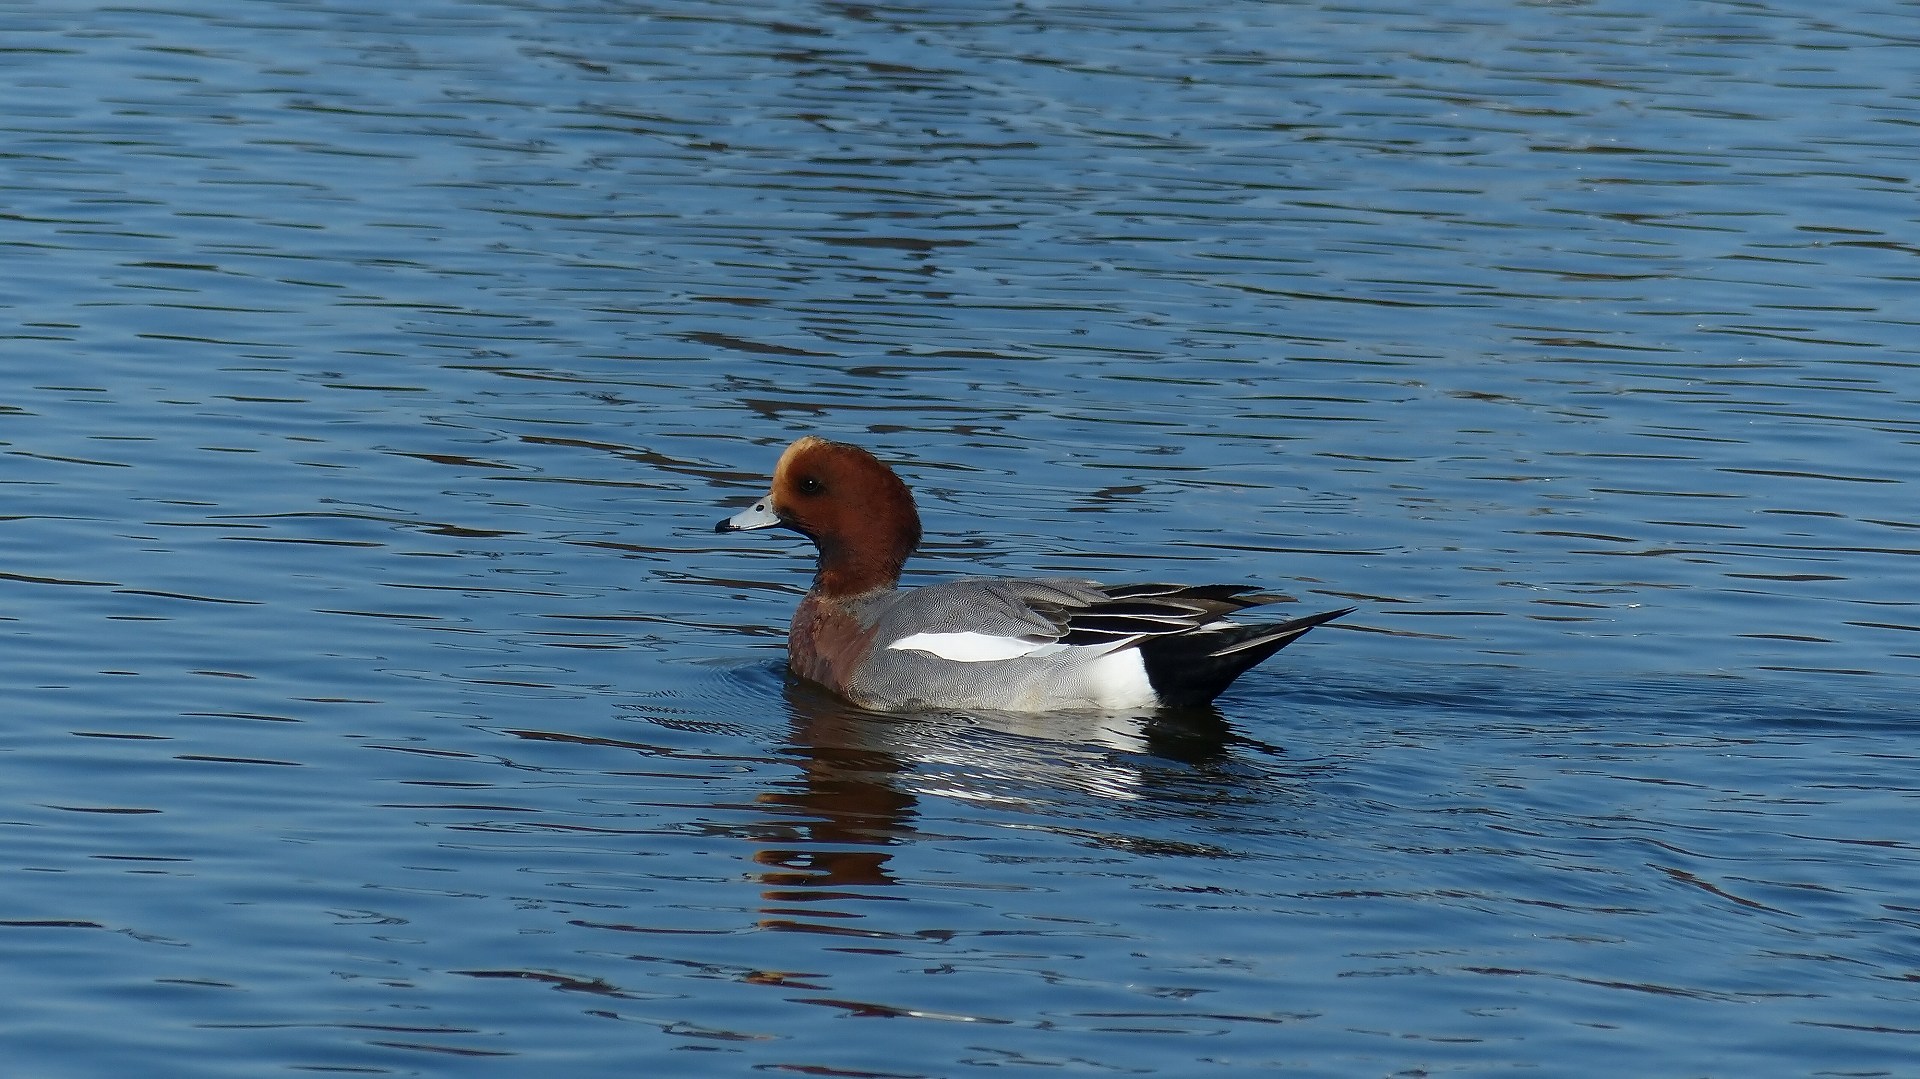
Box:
[773,436,829,483]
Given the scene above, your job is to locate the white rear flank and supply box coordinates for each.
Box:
[1063,647,1158,710]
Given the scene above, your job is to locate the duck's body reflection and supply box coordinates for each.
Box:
[751,677,1247,934]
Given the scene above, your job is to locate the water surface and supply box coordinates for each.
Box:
[3,1,1918,1076]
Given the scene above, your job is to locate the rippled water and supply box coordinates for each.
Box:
[4,1,1918,1075]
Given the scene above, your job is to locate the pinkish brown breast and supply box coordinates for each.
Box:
[787,593,880,698]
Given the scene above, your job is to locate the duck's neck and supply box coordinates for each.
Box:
[811,539,904,598]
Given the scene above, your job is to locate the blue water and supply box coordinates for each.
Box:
[4,1,1918,1075]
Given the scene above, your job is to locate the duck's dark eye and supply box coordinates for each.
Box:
[796,475,824,496]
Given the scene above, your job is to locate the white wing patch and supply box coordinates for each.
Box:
[885,631,1069,663]
[883,631,1160,710]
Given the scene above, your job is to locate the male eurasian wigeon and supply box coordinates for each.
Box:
[716,436,1352,712]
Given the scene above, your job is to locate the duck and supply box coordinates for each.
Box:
[716,436,1351,712]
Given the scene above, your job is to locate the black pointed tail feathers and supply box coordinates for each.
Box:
[1137,606,1353,708]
